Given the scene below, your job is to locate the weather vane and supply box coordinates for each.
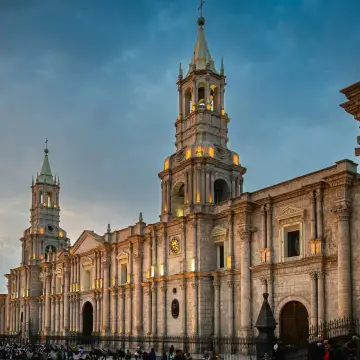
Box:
[45,138,48,149]
[198,0,205,17]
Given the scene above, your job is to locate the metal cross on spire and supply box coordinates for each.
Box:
[198,0,205,17]
[44,138,49,154]
[45,138,48,149]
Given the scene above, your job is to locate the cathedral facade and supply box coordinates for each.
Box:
[1,15,360,345]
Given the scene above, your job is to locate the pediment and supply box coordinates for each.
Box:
[276,206,305,223]
[117,251,129,261]
[71,230,104,255]
[211,226,228,242]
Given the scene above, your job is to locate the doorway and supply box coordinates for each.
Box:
[82,302,93,336]
[281,301,309,345]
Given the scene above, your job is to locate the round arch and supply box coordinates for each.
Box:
[172,181,185,217]
[82,301,94,336]
[213,178,230,204]
[279,299,309,346]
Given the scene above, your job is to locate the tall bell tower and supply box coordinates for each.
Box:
[20,142,69,265]
[158,11,246,221]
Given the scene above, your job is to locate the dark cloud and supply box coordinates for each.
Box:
[1,0,359,291]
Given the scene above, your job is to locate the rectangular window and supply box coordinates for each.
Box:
[219,245,225,268]
[120,264,128,284]
[287,230,300,257]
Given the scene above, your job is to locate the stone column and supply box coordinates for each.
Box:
[59,297,64,334]
[160,281,167,336]
[146,284,152,335]
[201,167,206,203]
[317,271,325,325]
[189,167,193,205]
[261,205,267,250]
[118,288,125,334]
[334,203,352,317]
[151,282,157,335]
[96,296,100,332]
[231,178,236,198]
[102,256,110,333]
[192,217,197,271]
[180,279,187,335]
[213,277,220,338]
[210,171,215,203]
[310,193,316,240]
[316,189,323,239]
[111,290,117,334]
[134,248,143,335]
[126,286,132,334]
[166,177,171,214]
[228,279,234,336]
[44,273,51,334]
[267,278,274,312]
[191,278,198,335]
[55,298,59,333]
[196,166,201,203]
[266,203,272,250]
[76,297,80,332]
[51,298,55,333]
[63,267,70,334]
[310,272,318,327]
[227,214,234,268]
[205,168,210,203]
[240,226,252,333]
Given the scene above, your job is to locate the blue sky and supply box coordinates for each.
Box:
[0,0,359,291]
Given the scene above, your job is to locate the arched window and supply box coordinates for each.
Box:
[210,85,218,111]
[47,192,52,207]
[184,88,192,116]
[213,179,230,204]
[39,191,43,204]
[172,182,185,217]
[197,82,205,108]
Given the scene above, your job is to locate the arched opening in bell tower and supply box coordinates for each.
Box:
[46,192,52,207]
[184,88,192,116]
[210,85,218,112]
[197,82,205,108]
[172,182,185,217]
[214,179,230,204]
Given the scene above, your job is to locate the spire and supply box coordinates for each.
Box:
[220,56,224,75]
[38,139,54,184]
[187,4,217,75]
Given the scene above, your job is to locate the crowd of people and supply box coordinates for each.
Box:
[0,342,201,360]
[262,336,359,360]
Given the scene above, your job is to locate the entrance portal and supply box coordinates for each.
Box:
[82,302,93,336]
[281,301,309,346]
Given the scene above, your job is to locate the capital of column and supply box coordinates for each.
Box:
[212,278,220,290]
[226,280,234,288]
[259,277,267,286]
[331,202,352,221]
[237,224,252,241]
[315,188,323,201]
[309,271,316,280]
[191,281,198,289]
[317,270,324,280]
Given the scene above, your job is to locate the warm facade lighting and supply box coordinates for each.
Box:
[233,154,239,165]
[195,146,203,157]
[185,149,191,159]
[206,103,211,110]
[150,266,155,278]
[177,208,184,217]
[208,147,214,157]
[221,109,225,116]
[39,227,45,234]
[192,105,196,111]
[196,193,201,203]
[159,264,164,276]
[164,159,170,170]
[59,231,63,238]
[209,193,213,203]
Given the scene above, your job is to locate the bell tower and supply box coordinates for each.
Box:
[158,11,246,221]
[20,142,69,265]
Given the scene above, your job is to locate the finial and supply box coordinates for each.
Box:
[197,0,205,27]
[107,224,111,233]
[139,212,143,223]
[32,176,34,186]
[44,138,49,154]
[263,292,269,300]
[178,63,183,80]
[220,57,224,75]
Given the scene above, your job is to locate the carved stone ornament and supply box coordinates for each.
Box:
[39,272,44,283]
[211,226,227,243]
[82,256,93,270]
[331,202,352,220]
[117,251,129,262]
[276,205,305,225]
[55,267,63,278]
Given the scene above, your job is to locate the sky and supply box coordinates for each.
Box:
[0,0,360,292]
